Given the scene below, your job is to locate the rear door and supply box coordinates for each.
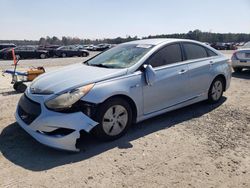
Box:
[143,43,190,114]
[16,47,27,58]
[182,42,215,98]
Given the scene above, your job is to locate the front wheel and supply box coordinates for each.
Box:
[93,98,132,141]
[207,77,224,104]
[15,54,21,60]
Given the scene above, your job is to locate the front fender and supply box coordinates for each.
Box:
[82,73,144,117]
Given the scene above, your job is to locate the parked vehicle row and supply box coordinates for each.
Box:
[210,42,237,50]
[0,44,90,60]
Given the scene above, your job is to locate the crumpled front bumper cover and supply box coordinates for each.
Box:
[15,103,98,152]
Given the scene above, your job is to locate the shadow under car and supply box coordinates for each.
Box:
[0,97,226,171]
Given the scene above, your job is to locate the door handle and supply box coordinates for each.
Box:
[209,61,214,65]
[178,69,187,74]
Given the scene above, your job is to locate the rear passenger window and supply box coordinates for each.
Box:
[148,44,182,67]
[183,43,208,60]
[207,49,217,57]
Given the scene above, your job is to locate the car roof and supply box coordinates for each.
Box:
[124,38,196,45]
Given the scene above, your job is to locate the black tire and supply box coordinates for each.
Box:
[207,77,224,104]
[233,67,242,73]
[92,97,133,141]
[13,82,27,93]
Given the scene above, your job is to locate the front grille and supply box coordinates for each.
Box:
[18,94,41,125]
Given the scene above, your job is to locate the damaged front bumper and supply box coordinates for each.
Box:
[15,94,98,152]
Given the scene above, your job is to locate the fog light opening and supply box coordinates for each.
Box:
[37,128,75,137]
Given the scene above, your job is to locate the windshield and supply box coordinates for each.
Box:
[86,43,153,68]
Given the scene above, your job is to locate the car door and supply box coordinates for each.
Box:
[143,43,190,114]
[182,42,214,98]
[17,47,27,58]
[26,46,36,58]
[68,46,76,56]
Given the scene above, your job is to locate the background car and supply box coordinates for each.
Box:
[211,42,228,50]
[54,46,89,57]
[38,45,61,57]
[85,44,97,51]
[0,47,13,59]
[0,43,16,50]
[231,42,250,72]
[2,46,49,60]
[95,43,111,51]
[225,43,237,50]
[211,42,237,50]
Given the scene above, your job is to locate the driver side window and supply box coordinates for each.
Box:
[148,43,182,68]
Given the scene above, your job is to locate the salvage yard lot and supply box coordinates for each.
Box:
[0,51,249,187]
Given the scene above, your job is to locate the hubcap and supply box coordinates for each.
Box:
[102,105,128,136]
[41,54,46,59]
[16,55,20,60]
[211,80,223,101]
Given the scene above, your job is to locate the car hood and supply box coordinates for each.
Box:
[30,63,127,94]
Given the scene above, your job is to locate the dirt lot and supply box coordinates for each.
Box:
[0,51,249,188]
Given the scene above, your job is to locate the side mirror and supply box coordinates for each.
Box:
[144,64,156,86]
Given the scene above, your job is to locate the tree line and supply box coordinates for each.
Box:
[143,30,250,43]
[1,30,250,46]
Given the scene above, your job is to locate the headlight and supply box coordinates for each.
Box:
[45,83,94,110]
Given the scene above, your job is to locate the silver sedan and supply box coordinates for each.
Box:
[16,39,231,151]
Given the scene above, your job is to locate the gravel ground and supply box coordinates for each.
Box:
[0,51,249,188]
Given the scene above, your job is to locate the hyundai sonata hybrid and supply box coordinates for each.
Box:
[16,39,231,151]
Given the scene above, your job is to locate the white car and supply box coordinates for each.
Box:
[231,42,250,72]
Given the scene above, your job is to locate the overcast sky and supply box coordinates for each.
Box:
[1,0,250,40]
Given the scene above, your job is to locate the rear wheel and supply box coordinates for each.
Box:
[207,77,224,104]
[82,52,88,57]
[233,67,242,72]
[93,98,132,141]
